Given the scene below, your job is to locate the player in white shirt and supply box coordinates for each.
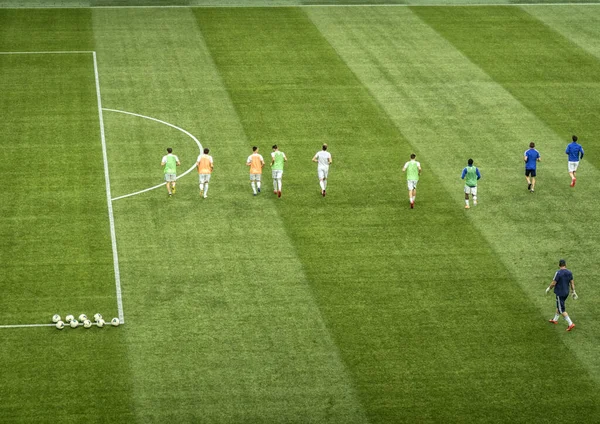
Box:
[312,144,332,197]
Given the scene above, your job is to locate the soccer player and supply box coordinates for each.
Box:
[524,142,541,192]
[565,135,584,187]
[402,153,421,209]
[161,147,180,197]
[271,145,287,198]
[546,259,578,331]
[195,147,213,199]
[246,146,264,196]
[312,144,332,197]
[461,158,481,209]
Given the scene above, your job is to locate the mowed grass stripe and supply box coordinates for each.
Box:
[309,4,600,417]
[523,5,600,67]
[194,7,592,422]
[413,5,600,166]
[0,10,136,423]
[410,4,600,382]
[93,8,368,422]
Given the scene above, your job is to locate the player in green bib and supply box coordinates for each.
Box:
[461,158,481,209]
[402,154,422,209]
[271,145,288,198]
[161,147,181,197]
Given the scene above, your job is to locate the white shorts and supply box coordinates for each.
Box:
[318,167,329,180]
[464,185,478,195]
[250,174,262,182]
[568,161,579,172]
[199,174,211,184]
[407,180,418,191]
[272,170,283,179]
[164,173,176,182]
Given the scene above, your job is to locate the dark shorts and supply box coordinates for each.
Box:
[525,169,536,177]
[556,295,568,313]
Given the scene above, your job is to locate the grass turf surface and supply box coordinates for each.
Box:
[1,3,599,423]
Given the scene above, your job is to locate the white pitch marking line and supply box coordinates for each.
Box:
[1,3,599,8]
[93,52,125,325]
[0,323,55,329]
[102,108,203,202]
[0,51,94,54]
[0,2,600,8]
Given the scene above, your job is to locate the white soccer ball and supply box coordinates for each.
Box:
[52,314,61,323]
[93,313,103,322]
[111,318,120,327]
[78,314,88,322]
[56,321,65,330]
[83,319,92,329]
[65,314,74,323]
[96,319,105,328]
[70,319,79,328]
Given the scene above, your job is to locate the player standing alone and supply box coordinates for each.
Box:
[402,154,421,209]
[524,142,541,193]
[546,259,578,331]
[161,147,180,197]
[565,135,584,187]
[246,146,265,196]
[196,148,213,199]
[312,144,332,197]
[461,158,481,209]
[271,145,287,198]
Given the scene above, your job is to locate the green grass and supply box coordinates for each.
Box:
[1,4,600,423]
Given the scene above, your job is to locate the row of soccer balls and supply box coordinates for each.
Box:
[52,313,120,330]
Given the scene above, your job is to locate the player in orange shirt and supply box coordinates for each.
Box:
[195,147,213,199]
[246,146,265,196]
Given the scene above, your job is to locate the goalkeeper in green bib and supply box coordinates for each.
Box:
[271,145,288,198]
[461,158,481,209]
[161,147,181,197]
[402,154,422,209]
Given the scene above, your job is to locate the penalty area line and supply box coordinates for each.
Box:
[93,52,125,325]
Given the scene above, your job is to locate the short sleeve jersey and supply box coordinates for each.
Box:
[403,160,421,181]
[462,166,480,187]
[315,151,331,168]
[566,142,584,162]
[162,154,179,174]
[524,149,540,170]
[553,268,573,297]
[271,151,286,171]
[197,154,213,174]
[247,153,264,174]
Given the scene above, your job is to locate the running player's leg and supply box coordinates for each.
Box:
[464,186,470,208]
[256,174,261,193]
[272,170,278,194]
[568,162,578,186]
[472,186,478,206]
[203,175,210,198]
[250,174,257,195]
[199,174,204,196]
[525,169,531,190]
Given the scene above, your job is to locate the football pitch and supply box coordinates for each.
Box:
[1,1,599,422]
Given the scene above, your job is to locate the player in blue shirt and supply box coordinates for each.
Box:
[545,259,578,331]
[524,142,541,193]
[565,135,584,187]
[461,159,481,209]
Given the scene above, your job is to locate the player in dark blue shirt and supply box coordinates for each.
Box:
[546,259,578,331]
[565,135,584,187]
[524,142,540,192]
